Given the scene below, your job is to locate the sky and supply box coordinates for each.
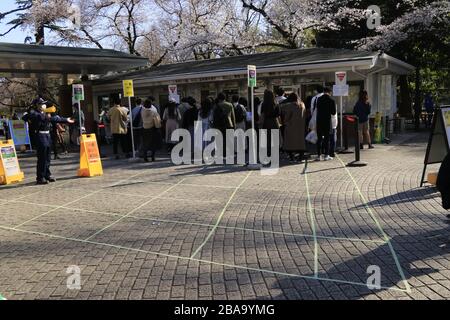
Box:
[0,0,33,43]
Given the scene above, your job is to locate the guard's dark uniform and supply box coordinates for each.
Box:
[23,111,71,183]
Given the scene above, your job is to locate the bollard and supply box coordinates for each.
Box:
[339,114,354,154]
[347,115,368,167]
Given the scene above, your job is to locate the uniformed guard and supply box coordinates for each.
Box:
[24,99,74,185]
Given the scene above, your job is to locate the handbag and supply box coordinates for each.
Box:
[306,130,318,144]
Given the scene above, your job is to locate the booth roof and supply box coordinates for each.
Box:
[0,42,148,75]
[95,47,382,83]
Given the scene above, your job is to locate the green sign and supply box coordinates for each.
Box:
[73,84,85,101]
[0,294,6,300]
[248,65,257,88]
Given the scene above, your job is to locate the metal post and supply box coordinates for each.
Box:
[248,87,260,170]
[128,96,136,159]
[347,115,368,167]
[77,100,82,138]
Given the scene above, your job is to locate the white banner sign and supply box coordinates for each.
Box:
[333,85,349,97]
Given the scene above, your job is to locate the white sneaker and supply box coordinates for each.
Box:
[324,155,334,161]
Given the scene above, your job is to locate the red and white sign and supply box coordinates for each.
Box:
[335,71,347,86]
[168,85,178,95]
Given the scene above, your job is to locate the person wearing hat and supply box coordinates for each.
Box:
[25,100,75,184]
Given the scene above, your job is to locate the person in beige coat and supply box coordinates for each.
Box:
[141,99,162,162]
[108,98,129,159]
[280,93,306,162]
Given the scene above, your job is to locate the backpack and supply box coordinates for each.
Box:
[213,105,227,129]
[234,104,246,123]
[132,107,143,128]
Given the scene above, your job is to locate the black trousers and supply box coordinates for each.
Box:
[36,134,52,181]
[317,132,330,157]
[113,134,127,155]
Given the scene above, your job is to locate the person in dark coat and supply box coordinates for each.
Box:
[260,90,281,158]
[437,153,450,216]
[280,93,306,162]
[316,87,337,161]
[24,102,74,184]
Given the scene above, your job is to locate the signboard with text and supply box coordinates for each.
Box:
[335,71,347,86]
[72,84,85,101]
[248,65,257,88]
[333,85,349,97]
[123,80,135,98]
[8,120,31,147]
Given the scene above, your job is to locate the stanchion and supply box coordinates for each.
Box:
[347,115,368,167]
[337,114,353,154]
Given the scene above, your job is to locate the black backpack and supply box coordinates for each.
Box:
[234,104,246,123]
[213,105,227,129]
[132,107,143,128]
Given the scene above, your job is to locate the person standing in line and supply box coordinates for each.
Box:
[182,97,199,159]
[213,92,236,159]
[232,95,248,153]
[260,90,281,159]
[178,97,190,124]
[50,111,68,160]
[71,103,85,146]
[163,99,181,152]
[198,97,214,152]
[353,90,374,150]
[141,99,163,162]
[132,98,144,156]
[316,87,337,161]
[309,86,325,129]
[108,97,130,160]
[232,95,247,131]
[275,87,287,105]
[280,93,306,163]
[147,96,160,114]
[329,111,339,158]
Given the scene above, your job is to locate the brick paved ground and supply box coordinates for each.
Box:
[0,132,449,300]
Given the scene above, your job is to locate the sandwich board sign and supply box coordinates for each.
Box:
[78,134,103,177]
[420,106,450,186]
[0,140,24,185]
[248,65,257,88]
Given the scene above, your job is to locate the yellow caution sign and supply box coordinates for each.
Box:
[0,140,24,185]
[374,112,382,144]
[123,80,134,98]
[78,134,103,177]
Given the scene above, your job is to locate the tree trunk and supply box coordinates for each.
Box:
[398,75,412,117]
[35,25,46,95]
[414,67,422,131]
